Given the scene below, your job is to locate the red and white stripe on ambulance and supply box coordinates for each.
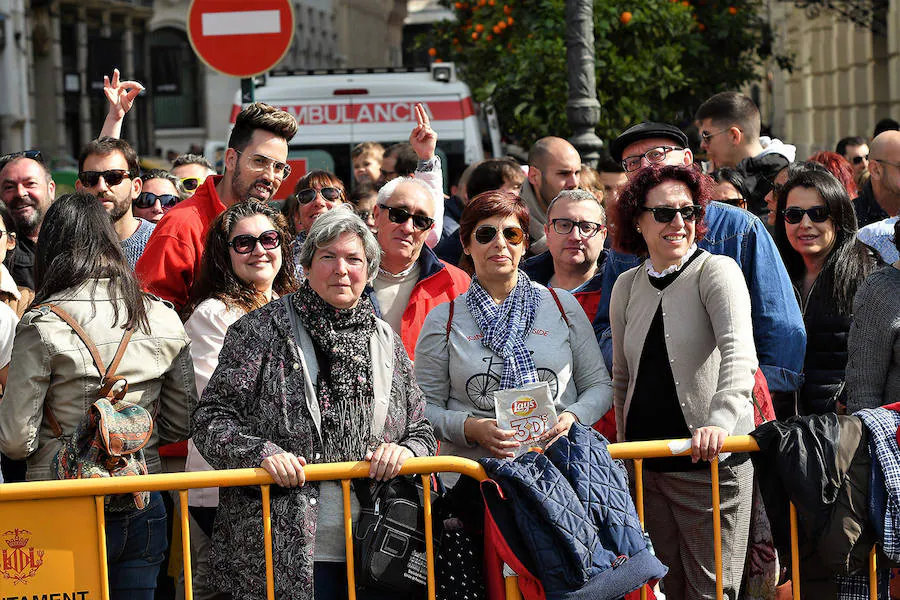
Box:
[229,98,475,127]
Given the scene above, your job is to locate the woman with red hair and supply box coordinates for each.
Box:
[808,151,858,198]
[609,164,757,599]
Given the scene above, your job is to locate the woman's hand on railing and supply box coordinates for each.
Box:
[365,443,413,481]
[261,452,307,488]
[691,426,729,463]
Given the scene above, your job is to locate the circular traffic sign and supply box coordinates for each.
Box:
[187,0,295,78]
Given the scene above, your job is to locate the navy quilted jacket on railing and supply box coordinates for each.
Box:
[480,423,667,600]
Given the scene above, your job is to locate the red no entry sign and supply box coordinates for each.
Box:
[187,0,295,78]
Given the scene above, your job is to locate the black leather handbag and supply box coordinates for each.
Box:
[353,476,430,595]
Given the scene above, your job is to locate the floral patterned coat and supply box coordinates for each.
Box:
[192,295,437,598]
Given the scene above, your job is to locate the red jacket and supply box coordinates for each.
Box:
[368,247,470,360]
[135,176,226,313]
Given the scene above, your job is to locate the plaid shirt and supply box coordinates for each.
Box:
[855,407,900,562]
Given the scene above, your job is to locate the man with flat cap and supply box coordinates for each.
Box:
[594,122,805,418]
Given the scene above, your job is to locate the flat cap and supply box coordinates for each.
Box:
[609,122,689,163]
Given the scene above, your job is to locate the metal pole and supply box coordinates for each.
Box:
[565,0,603,167]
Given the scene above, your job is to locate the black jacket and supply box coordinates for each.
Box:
[751,415,889,596]
[795,277,851,416]
[853,181,889,229]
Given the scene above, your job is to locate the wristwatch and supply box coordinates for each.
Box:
[416,157,438,172]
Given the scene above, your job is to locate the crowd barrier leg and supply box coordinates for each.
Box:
[868,546,877,600]
[422,474,437,600]
[789,502,801,599]
[710,457,723,600]
[179,489,193,600]
[95,495,111,600]
[342,479,358,600]
[261,484,275,600]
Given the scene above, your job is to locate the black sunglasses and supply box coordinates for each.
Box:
[474,225,527,245]
[378,204,435,231]
[640,205,703,223]
[78,169,133,187]
[297,186,343,204]
[134,192,179,210]
[0,150,42,170]
[181,177,205,192]
[228,230,281,254]
[782,205,830,224]
[852,155,869,165]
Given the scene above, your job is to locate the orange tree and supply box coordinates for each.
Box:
[422,0,790,148]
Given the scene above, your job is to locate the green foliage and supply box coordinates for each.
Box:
[421,0,791,149]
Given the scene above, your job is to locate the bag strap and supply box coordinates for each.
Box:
[35,303,136,437]
[445,298,455,342]
[547,287,570,327]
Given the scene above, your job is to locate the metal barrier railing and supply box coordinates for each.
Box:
[0,438,881,600]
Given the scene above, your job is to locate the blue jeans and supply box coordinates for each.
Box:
[105,491,168,600]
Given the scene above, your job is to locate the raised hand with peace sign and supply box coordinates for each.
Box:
[409,103,437,161]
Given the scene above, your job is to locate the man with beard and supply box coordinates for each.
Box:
[0,151,55,289]
[76,137,151,269]
[136,102,298,311]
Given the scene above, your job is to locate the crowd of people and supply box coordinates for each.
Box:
[0,69,898,600]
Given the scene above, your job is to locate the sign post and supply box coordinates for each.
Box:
[187,0,295,78]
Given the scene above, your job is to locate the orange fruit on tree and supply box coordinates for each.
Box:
[507,16,514,25]
[454,1,463,8]
[498,20,507,29]
[698,22,706,30]
[504,5,512,14]
[475,23,485,32]
[493,25,501,34]
[620,11,632,24]
[728,6,738,14]
[472,31,479,40]
[486,34,493,41]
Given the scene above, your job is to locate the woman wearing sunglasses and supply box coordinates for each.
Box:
[609,165,757,599]
[415,190,610,474]
[774,164,879,416]
[192,207,435,598]
[181,200,298,599]
[133,169,186,224]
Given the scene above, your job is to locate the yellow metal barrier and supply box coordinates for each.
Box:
[0,439,883,599]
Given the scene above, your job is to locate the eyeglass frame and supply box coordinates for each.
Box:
[134,191,180,210]
[377,203,435,231]
[0,150,42,172]
[77,169,136,188]
[872,158,900,169]
[782,205,831,224]
[549,218,606,238]
[296,186,343,205]
[227,229,283,254]
[699,128,735,144]
[180,176,207,192]
[621,146,684,172]
[233,149,291,180]
[639,204,703,223]
[473,225,527,246]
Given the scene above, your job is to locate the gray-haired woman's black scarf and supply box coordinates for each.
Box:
[294,281,376,463]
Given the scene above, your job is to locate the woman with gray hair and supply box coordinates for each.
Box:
[192,205,436,599]
[134,168,186,224]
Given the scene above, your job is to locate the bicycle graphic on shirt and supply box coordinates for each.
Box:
[465,354,559,411]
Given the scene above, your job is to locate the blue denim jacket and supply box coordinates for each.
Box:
[593,201,806,393]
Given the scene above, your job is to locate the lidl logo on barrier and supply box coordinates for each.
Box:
[0,529,44,585]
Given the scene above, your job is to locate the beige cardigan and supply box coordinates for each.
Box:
[610,251,757,443]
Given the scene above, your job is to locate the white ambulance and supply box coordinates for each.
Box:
[221,63,501,200]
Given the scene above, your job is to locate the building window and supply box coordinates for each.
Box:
[150,27,200,129]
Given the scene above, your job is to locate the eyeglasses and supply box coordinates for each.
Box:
[235,150,291,179]
[297,186,343,204]
[622,146,683,172]
[0,150,42,170]
[851,155,869,166]
[474,225,527,245]
[770,182,784,198]
[0,230,16,242]
[134,192,179,210]
[228,230,282,254]
[78,169,133,187]
[782,205,830,224]
[873,158,900,169]
[550,218,606,238]
[700,128,732,144]
[181,177,206,192]
[640,205,703,223]
[377,204,435,231]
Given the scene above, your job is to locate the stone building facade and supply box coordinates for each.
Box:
[764,1,900,157]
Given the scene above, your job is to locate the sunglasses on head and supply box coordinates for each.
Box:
[0,149,42,171]
[78,169,133,187]
[852,155,869,165]
[640,205,702,223]
[782,205,830,224]
[297,186,343,204]
[181,177,205,192]
[228,230,282,254]
[474,225,527,245]
[134,192,179,210]
[378,204,435,231]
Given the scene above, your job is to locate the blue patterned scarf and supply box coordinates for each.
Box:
[466,271,541,390]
